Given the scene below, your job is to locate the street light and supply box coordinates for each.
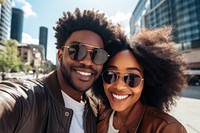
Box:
[34,52,41,79]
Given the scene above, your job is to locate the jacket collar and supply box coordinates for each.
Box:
[98,100,146,132]
[124,100,146,132]
[45,70,65,106]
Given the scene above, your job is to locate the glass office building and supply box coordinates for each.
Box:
[39,26,48,60]
[10,8,24,43]
[144,0,200,50]
[0,0,12,40]
[130,0,200,69]
[131,0,200,69]
[130,0,150,35]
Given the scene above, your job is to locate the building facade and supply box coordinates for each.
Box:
[130,0,200,69]
[18,43,44,66]
[0,0,12,40]
[10,8,24,43]
[39,26,48,60]
[130,0,150,35]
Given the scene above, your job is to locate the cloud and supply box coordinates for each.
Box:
[14,0,37,17]
[22,33,39,44]
[110,12,131,24]
[110,12,131,36]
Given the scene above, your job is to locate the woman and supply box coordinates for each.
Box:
[92,26,187,133]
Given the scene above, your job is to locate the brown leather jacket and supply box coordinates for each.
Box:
[97,101,187,133]
[0,70,96,133]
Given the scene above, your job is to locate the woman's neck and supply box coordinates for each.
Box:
[113,106,133,129]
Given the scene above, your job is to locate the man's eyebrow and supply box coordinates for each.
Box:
[107,65,117,69]
[71,41,101,48]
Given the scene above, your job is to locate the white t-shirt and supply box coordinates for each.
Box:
[61,90,85,133]
[108,111,119,133]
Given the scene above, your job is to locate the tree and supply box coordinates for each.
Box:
[0,39,22,72]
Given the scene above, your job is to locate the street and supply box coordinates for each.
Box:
[170,86,200,133]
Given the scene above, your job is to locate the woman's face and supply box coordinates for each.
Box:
[102,50,144,112]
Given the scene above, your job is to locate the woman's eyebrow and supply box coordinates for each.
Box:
[127,67,142,73]
[107,65,142,73]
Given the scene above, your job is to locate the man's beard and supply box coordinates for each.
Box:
[60,58,87,93]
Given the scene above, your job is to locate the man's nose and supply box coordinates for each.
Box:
[79,51,93,66]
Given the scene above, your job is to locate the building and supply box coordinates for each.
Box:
[130,0,150,35]
[39,26,48,60]
[18,43,45,66]
[10,8,24,43]
[130,0,200,69]
[0,0,12,40]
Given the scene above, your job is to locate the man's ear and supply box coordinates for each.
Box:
[57,49,62,61]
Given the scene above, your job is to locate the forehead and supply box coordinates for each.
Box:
[107,50,142,72]
[65,30,104,48]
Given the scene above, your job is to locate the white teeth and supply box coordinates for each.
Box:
[112,93,128,100]
[77,71,91,76]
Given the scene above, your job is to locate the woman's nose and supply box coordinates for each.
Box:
[115,77,127,90]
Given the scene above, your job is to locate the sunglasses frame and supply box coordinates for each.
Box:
[102,70,144,88]
[62,42,110,65]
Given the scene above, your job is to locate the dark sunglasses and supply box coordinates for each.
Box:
[62,42,109,65]
[102,70,144,88]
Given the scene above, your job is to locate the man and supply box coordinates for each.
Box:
[0,8,123,133]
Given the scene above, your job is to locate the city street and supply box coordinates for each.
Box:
[170,86,200,133]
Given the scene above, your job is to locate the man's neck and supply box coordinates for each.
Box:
[57,69,83,102]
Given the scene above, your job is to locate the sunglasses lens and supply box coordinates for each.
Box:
[102,71,117,84]
[124,73,142,88]
[91,49,109,65]
[68,43,86,61]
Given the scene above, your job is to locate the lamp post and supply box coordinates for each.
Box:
[34,52,40,79]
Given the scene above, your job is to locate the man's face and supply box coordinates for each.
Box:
[58,30,104,93]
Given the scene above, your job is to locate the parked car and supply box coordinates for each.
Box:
[185,70,200,86]
[188,75,200,86]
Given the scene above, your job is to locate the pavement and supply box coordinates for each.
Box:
[170,97,200,133]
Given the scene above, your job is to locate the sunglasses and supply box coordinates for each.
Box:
[102,70,144,88]
[62,42,109,65]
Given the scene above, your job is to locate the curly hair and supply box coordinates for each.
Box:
[53,8,118,49]
[131,26,187,112]
[92,26,187,112]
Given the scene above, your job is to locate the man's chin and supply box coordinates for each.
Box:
[75,86,91,93]
[73,80,93,92]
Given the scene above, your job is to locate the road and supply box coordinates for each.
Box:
[170,86,200,133]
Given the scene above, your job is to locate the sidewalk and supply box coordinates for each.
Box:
[170,97,200,133]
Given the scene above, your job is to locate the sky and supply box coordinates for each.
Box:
[12,0,139,64]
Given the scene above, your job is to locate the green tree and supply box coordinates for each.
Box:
[0,39,22,72]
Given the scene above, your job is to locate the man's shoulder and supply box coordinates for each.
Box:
[0,78,46,97]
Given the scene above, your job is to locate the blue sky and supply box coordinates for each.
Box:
[12,0,139,64]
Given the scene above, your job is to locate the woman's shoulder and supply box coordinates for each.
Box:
[141,106,187,132]
[145,106,178,123]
